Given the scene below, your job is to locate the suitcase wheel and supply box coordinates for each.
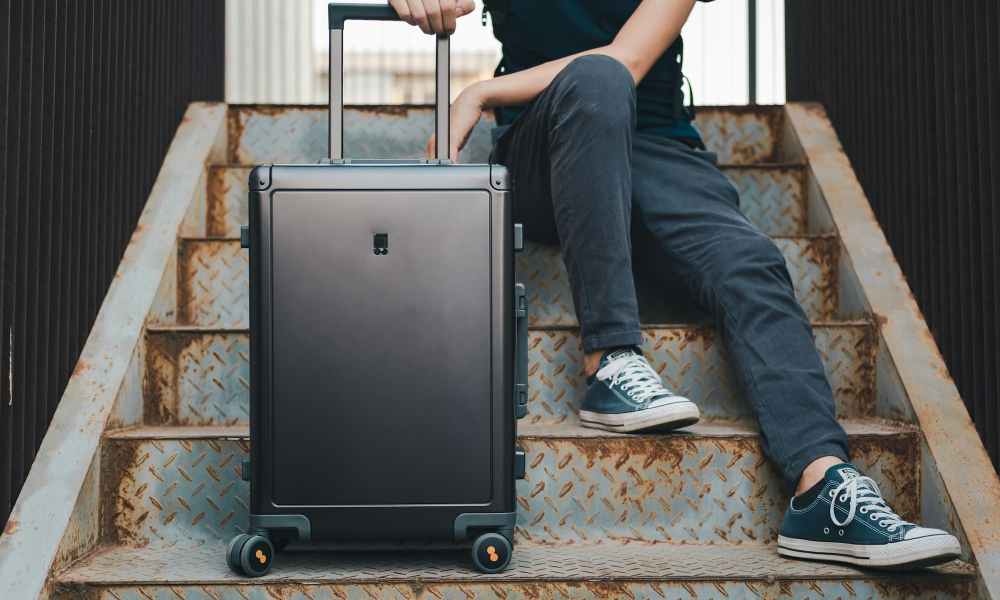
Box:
[226,534,252,574]
[470,532,512,574]
[239,534,275,577]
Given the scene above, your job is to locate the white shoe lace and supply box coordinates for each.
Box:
[829,474,912,532]
[596,352,673,404]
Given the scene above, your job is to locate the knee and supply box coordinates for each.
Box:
[550,55,636,131]
[706,234,793,306]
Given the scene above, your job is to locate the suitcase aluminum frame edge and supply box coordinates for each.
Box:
[244,163,523,550]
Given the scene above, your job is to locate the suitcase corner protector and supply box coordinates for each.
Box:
[249,165,273,191]
[453,512,516,542]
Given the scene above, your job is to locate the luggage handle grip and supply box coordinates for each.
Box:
[328,3,399,29]
[327,2,450,162]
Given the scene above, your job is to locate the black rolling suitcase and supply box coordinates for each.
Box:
[225,2,528,578]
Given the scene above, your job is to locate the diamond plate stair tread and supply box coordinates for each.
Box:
[205,163,809,239]
[60,543,977,593]
[104,419,917,441]
[227,106,786,166]
[57,541,973,586]
[168,233,837,329]
[99,420,918,547]
[141,322,876,425]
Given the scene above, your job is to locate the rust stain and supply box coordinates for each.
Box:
[175,241,198,326]
[206,166,235,238]
[100,439,150,547]
[72,359,90,378]
[143,331,182,426]
[811,235,841,315]
[128,223,147,247]
[855,320,880,417]
[354,105,415,118]
[851,432,921,521]
[227,108,247,165]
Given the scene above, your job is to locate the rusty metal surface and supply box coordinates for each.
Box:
[516,422,916,546]
[729,165,810,236]
[517,237,836,327]
[228,106,784,166]
[526,323,875,424]
[228,106,495,165]
[206,167,251,238]
[695,107,784,165]
[172,235,835,330]
[98,421,913,547]
[785,103,1000,597]
[0,104,229,600]
[54,541,974,597]
[53,580,979,600]
[144,331,250,426]
[177,241,249,328]
[203,164,807,240]
[141,322,874,427]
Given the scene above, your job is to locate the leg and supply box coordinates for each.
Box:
[629,132,849,491]
[492,56,699,432]
[631,132,959,568]
[493,54,643,355]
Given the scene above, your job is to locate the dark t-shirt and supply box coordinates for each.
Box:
[490,0,712,142]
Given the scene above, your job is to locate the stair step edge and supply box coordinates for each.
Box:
[103,419,918,441]
[54,541,977,586]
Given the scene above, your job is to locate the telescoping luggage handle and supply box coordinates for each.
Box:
[328,2,450,162]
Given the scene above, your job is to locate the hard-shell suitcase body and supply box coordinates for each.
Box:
[226,2,528,577]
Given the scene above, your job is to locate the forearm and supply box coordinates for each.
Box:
[470,0,695,109]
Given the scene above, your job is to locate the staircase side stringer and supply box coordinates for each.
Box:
[784,102,1000,599]
[0,103,227,600]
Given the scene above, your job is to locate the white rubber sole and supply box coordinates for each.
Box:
[777,534,962,569]
[579,401,700,433]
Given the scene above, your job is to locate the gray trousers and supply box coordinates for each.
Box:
[491,54,849,491]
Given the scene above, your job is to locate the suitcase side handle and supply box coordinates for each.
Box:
[327,2,450,162]
[514,283,528,420]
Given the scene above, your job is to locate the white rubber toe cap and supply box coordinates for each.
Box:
[903,526,954,540]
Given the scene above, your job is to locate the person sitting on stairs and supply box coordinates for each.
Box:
[390,0,962,569]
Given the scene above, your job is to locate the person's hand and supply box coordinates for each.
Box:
[389,0,476,35]
[426,84,486,161]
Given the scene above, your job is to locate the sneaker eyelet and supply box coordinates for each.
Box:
[823,527,830,534]
[859,507,868,514]
[870,515,877,520]
[828,491,835,498]
[888,526,897,532]
[839,494,848,502]
[838,529,844,536]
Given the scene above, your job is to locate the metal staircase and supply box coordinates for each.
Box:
[2,102,996,599]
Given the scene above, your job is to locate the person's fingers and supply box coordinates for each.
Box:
[456,0,476,18]
[390,0,414,25]
[407,0,431,33]
[440,0,457,34]
[421,0,445,34]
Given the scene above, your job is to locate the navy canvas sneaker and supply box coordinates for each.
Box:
[579,347,700,433]
[779,463,961,568]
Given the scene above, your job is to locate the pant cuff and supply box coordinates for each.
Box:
[783,442,851,494]
[581,330,644,354]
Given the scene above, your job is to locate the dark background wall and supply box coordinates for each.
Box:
[0,0,225,529]
[786,1,1000,467]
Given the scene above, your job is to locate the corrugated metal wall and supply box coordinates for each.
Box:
[0,0,226,530]
[786,1,1000,466]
